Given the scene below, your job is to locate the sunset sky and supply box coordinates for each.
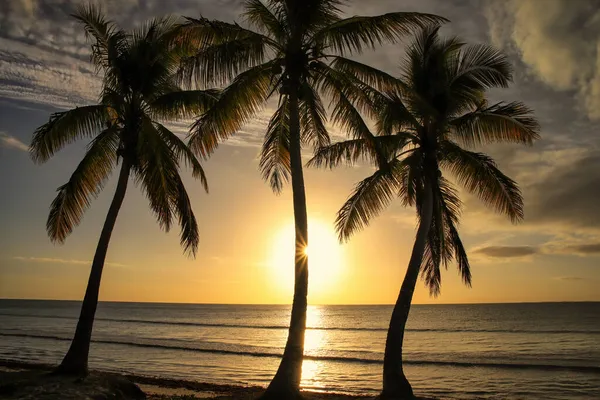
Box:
[1,0,599,305]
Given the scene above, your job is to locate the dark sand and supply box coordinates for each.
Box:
[0,360,372,400]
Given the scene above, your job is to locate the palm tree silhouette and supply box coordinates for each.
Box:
[176,1,444,398]
[310,26,540,399]
[30,5,217,375]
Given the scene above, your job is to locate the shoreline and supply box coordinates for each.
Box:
[0,359,373,399]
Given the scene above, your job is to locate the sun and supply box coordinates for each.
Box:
[269,219,344,296]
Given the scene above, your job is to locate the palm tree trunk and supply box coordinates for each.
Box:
[54,158,131,376]
[380,182,434,400]
[262,77,308,400]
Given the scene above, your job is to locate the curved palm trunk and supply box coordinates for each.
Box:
[380,183,434,400]
[262,79,308,400]
[54,159,131,375]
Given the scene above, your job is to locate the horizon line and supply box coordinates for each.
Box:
[1,298,598,306]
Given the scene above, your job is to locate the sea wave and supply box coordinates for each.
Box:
[1,313,599,335]
[1,332,599,374]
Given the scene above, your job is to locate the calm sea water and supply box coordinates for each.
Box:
[0,300,598,399]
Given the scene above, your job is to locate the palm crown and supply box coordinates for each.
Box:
[310,26,540,295]
[177,0,445,190]
[30,5,218,255]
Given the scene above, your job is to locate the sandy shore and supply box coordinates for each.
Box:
[0,359,372,399]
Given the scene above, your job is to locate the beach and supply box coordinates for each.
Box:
[1,360,373,400]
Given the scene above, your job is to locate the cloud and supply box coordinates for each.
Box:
[550,243,600,256]
[0,132,28,151]
[0,0,244,109]
[566,243,600,255]
[472,241,600,260]
[473,246,539,258]
[526,150,600,229]
[553,276,585,282]
[12,256,127,268]
[485,0,600,119]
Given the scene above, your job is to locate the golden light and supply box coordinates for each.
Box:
[301,306,326,388]
[269,219,344,297]
[303,246,310,256]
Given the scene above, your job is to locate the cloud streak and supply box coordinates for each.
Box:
[550,243,600,256]
[473,246,539,259]
[553,276,585,282]
[12,256,128,268]
[0,132,28,151]
[473,241,600,260]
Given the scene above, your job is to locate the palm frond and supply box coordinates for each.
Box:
[449,101,540,146]
[307,134,413,169]
[315,63,392,167]
[421,222,443,296]
[135,120,200,256]
[331,56,403,93]
[188,61,276,158]
[46,127,120,243]
[299,81,330,149]
[313,61,382,120]
[134,15,180,45]
[71,3,128,73]
[420,177,466,296]
[125,19,188,100]
[445,213,471,287]
[450,43,513,91]
[401,25,443,81]
[243,0,287,41]
[285,0,343,35]
[171,171,200,257]
[397,150,424,208]
[260,96,290,194]
[178,34,270,88]
[153,122,209,192]
[133,118,179,231]
[150,89,220,120]
[311,12,446,55]
[178,16,281,53]
[30,106,112,164]
[335,159,406,241]
[100,87,126,115]
[307,138,371,169]
[440,140,523,222]
[375,91,420,135]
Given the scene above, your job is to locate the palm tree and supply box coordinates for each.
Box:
[30,5,217,376]
[176,1,444,397]
[309,26,540,399]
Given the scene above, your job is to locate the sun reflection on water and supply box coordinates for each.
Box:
[301,305,327,390]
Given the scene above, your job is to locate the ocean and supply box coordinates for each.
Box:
[0,300,598,399]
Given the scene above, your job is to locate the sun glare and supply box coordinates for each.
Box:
[303,246,310,256]
[269,219,344,296]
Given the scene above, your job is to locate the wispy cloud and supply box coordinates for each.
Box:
[547,243,600,257]
[12,256,128,268]
[473,246,539,259]
[0,132,28,151]
[472,241,600,261]
[553,276,585,282]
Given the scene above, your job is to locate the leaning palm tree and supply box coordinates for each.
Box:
[309,26,540,399]
[30,5,217,375]
[176,1,444,397]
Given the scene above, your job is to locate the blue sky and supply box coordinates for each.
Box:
[0,0,599,304]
